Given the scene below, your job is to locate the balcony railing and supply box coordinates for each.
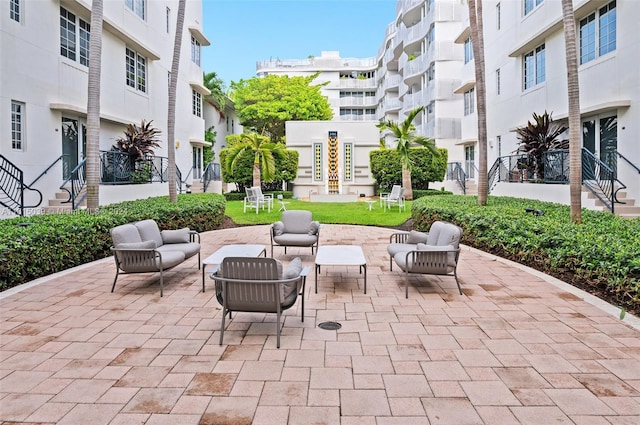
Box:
[100,150,170,185]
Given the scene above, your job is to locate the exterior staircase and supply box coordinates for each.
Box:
[41,188,86,214]
[584,188,640,218]
[463,180,478,196]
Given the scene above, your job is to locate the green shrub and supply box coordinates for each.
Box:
[370,147,447,191]
[0,193,225,291]
[411,195,640,312]
[413,189,453,199]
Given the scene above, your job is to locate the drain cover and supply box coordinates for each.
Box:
[318,321,342,330]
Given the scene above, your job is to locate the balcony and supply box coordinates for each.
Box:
[339,97,377,107]
[337,78,377,89]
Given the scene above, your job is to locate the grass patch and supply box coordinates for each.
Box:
[225,199,411,227]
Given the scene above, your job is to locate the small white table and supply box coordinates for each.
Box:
[202,244,266,291]
[364,200,375,211]
[314,245,367,294]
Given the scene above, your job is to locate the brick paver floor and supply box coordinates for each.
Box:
[1,224,639,424]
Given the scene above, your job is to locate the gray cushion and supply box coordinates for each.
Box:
[281,210,313,234]
[161,228,190,244]
[111,223,142,245]
[134,219,164,247]
[114,240,156,263]
[387,243,417,257]
[273,233,318,247]
[281,257,302,305]
[119,249,185,273]
[407,230,429,244]
[272,221,285,236]
[156,242,200,259]
[308,221,320,236]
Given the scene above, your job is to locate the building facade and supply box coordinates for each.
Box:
[1,0,210,210]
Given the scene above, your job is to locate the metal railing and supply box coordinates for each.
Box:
[59,158,87,210]
[202,162,221,193]
[487,154,530,193]
[581,148,626,214]
[542,149,570,184]
[0,154,43,216]
[446,162,467,194]
[615,149,640,175]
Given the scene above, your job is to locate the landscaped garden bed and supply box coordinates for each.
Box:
[0,193,225,291]
[411,195,640,315]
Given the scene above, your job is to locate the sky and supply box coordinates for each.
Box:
[201,0,397,88]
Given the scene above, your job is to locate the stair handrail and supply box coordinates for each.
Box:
[0,154,43,216]
[202,162,214,193]
[615,150,640,175]
[487,157,508,193]
[59,158,87,210]
[446,162,467,194]
[581,147,626,214]
[28,154,66,187]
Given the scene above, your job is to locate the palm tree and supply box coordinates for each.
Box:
[203,71,227,110]
[468,0,488,206]
[225,132,284,188]
[377,106,438,200]
[85,0,103,212]
[561,0,582,223]
[167,0,186,202]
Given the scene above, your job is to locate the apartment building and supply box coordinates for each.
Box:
[1,0,210,211]
[457,0,640,212]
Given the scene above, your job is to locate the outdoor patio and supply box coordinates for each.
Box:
[1,224,639,424]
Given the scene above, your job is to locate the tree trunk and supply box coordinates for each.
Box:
[167,0,186,202]
[253,159,261,188]
[86,0,103,212]
[468,0,488,206]
[561,0,582,223]
[402,166,413,201]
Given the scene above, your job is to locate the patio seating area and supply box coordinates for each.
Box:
[1,224,639,424]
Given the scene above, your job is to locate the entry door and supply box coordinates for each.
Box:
[61,117,86,180]
[582,115,617,179]
[464,144,475,179]
[192,146,203,179]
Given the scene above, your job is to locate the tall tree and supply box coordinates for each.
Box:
[468,0,488,205]
[377,106,438,200]
[561,0,582,223]
[224,132,284,188]
[85,0,103,212]
[167,0,186,202]
[230,74,333,141]
[203,71,227,111]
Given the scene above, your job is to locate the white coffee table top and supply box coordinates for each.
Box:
[203,244,266,265]
[315,245,366,266]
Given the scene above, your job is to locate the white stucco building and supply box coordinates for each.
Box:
[1,0,210,212]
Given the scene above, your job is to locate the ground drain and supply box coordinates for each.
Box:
[318,321,342,330]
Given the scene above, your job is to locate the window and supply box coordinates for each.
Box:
[524,0,543,16]
[11,101,24,150]
[60,7,90,66]
[10,0,20,22]
[426,102,435,122]
[580,1,616,64]
[125,0,145,20]
[523,43,545,89]
[496,68,501,95]
[166,7,170,33]
[126,48,146,92]
[427,25,435,48]
[496,3,501,30]
[192,89,202,117]
[191,36,201,66]
[427,63,435,82]
[464,36,474,64]
[464,88,475,116]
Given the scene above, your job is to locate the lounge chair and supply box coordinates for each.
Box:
[270,210,320,257]
[210,256,309,348]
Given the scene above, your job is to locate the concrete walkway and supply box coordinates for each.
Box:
[1,224,639,424]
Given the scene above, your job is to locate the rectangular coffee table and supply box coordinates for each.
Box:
[202,244,266,291]
[314,245,367,294]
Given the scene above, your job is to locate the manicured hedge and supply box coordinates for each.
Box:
[411,195,640,312]
[223,191,293,201]
[0,193,226,291]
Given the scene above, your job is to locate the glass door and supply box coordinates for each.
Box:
[192,146,203,180]
[464,144,475,179]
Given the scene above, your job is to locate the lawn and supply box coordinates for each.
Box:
[224,198,412,227]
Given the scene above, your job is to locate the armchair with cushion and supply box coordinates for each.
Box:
[210,256,310,348]
[270,210,320,257]
[110,219,200,296]
[387,221,463,298]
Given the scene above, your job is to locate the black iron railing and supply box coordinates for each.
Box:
[59,158,87,210]
[582,148,626,213]
[202,162,221,192]
[0,154,43,216]
[446,162,467,194]
[542,149,570,184]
